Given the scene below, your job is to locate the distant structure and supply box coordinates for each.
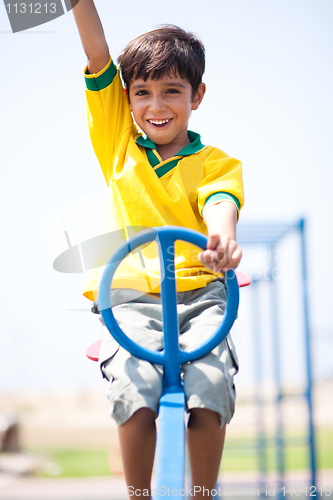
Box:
[237,219,316,496]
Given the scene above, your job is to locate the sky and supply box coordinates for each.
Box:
[0,0,332,392]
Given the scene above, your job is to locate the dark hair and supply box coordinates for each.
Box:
[118,25,205,94]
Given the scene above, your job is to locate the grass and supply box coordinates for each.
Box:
[221,428,333,472]
[30,428,333,478]
[36,449,112,478]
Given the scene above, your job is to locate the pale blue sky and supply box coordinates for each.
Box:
[0,0,332,390]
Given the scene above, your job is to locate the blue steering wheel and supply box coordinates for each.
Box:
[99,226,239,392]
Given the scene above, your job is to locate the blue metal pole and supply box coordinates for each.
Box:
[299,219,317,489]
[251,278,268,494]
[157,232,183,393]
[269,245,285,497]
[154,231,186,497]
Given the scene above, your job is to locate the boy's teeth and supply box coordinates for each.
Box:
[149,119,170,125]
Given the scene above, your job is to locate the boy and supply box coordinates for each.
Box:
[72,1,244,497]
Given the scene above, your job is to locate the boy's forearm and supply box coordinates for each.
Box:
[71,0,110,73]
[199,202,241,272]
[203,202,237,241]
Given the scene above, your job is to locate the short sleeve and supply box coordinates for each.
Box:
[203,192,241,216]
[197,149,244,218]
[84,58,133,184]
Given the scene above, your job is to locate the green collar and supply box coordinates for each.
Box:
[135,130,205,156]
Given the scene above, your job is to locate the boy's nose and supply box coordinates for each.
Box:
[149,94,166,112]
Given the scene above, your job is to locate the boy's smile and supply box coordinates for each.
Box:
[128,76,205,159]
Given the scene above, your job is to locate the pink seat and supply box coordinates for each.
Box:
[86,340,102,362]
[86,269,252,362]
[235,269,252,287]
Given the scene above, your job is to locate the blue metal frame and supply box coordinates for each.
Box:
[237,218,316,492]
[99,226,240,495]
[269,245,285,499]
[251,279,268,492]
[300,220,317,489]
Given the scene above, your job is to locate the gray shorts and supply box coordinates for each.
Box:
[99,278,239,427]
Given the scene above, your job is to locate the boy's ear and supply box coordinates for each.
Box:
[191,82,206,111]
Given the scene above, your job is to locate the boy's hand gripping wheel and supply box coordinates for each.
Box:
[98,226,239,497]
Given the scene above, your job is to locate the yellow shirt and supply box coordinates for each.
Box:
[83,58,244,300]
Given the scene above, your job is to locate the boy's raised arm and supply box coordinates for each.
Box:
[71,0,110,74]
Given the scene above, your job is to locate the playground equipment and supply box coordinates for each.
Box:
[236,219,316,496]
[87,226,248,496]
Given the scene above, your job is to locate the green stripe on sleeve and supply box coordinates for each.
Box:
[203,192,240,212]
[84,60,117,91]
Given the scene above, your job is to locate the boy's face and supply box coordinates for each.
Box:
[128,75,205,150]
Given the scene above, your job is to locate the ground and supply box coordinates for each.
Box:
[0,380,332,499]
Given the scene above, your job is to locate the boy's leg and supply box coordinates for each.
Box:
[118,408,156,497]
[187,408,226,500]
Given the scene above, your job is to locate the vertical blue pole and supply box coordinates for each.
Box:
[158,233,183,392]
[252,278,268,494]
[269,245,285,497]
[299,219,317,489]
[154,232,186,497]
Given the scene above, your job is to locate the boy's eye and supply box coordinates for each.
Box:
[135,90,148,96]
[166,89,180,94]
